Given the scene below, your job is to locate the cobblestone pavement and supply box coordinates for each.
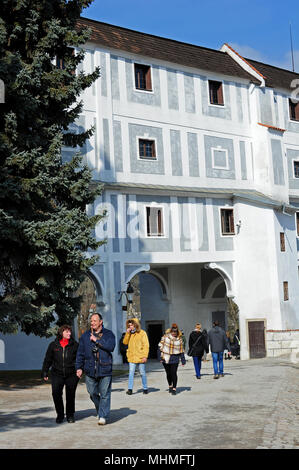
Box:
[0,357,298,450]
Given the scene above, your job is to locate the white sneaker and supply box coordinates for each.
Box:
[98,417,106,425]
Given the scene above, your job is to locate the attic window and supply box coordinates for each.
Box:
[134,63,152,91]
[56,48,75,74]
[289,99,299,121]
[209,80,224,106]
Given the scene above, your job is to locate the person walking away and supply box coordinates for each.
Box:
[208,321,230,379]
[188,323,209,379]
[123,318,149,395]
[224,331,232,360]
[41,325,79,423]
[119,332,128,363]
[76,313,115,425]
[158,323,186,395]
[232,329,240,359]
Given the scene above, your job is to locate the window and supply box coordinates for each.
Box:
[296,213,299,237]
[280,232,285,252]
[146,207,164,237]
[289,99,299,121]
[56,48,75,74]
[139,139,156,159]
[220,209,235,235]
[134,63,152,91]
[294,161,299,178]
[209,80,224,105]
[56,57,65,70]
[283,281,289,301]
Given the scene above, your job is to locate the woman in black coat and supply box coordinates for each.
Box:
[41,324,79,423]
[188,323,209,379]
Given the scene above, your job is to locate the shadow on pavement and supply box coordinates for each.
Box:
[0,407,57,431]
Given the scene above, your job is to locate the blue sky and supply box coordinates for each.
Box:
[82,0,299,72]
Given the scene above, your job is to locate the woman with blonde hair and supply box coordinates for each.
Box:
[123,318,149,395]
[158,323,186,395]
[188,323,209,379]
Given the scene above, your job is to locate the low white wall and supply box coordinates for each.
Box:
[266,330,299,361]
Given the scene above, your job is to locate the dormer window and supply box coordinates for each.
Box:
[209,80,224,105]
[289,99,299,121]
[134,63,152,91]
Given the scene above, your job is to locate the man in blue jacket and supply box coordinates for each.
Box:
[76,312,115,425]
[208,321,230,379]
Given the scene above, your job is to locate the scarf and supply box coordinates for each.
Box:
[59,338,69,348]
[158,333,183,364]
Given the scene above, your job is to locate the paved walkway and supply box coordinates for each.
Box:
[0,357,298,450]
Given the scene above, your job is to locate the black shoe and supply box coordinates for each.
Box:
[196,376,201,379]
[67,415,75,423]
[168,386,173,393]
[143,389,148,394]
[171,389,176,395]
[56,416,64,424]
[126,389,132,395]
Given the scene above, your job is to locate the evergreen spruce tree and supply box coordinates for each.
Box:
[0,1,105,336]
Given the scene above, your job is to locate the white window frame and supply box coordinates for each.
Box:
[219,206,235,237]
[295,212,299,237]
[292,159,299,178]
[211,146,229,170]
[136,135,158,161]
[207,79,226,108]
[133,62,154,94]
[144,204,165,238]
[288,97,299,123]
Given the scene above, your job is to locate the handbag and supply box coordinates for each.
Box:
[187,333,202,356]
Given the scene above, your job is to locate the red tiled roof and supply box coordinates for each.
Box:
[246,58,299,91]
[258,122,286,132]
[77,17,259,83]
[77,17,299,91]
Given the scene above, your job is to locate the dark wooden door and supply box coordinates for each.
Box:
[147,324,163,359]
[248,321,266,358]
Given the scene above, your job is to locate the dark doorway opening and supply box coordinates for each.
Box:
[147,323,164,359]
[248,321,266,358]
[212,311,226,330]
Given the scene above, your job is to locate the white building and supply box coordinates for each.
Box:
[1,18,299,369]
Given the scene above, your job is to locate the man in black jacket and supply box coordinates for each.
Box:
[208,321,230,379]
[42,324,79,423]
[188,323,209,379]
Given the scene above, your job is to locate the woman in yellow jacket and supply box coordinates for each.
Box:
[123,318,149,395]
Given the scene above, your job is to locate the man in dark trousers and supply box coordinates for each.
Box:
[76,312,115,425]
[208,321,230,379]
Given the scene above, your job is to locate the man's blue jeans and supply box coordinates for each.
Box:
[192,357,202,378]
[212,352,224,375]
[128,362,147,390]
[85,375,112,419]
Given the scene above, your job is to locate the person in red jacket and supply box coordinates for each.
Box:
[42,325,79,424]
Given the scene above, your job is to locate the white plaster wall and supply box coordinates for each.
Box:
[233,201,282,359]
